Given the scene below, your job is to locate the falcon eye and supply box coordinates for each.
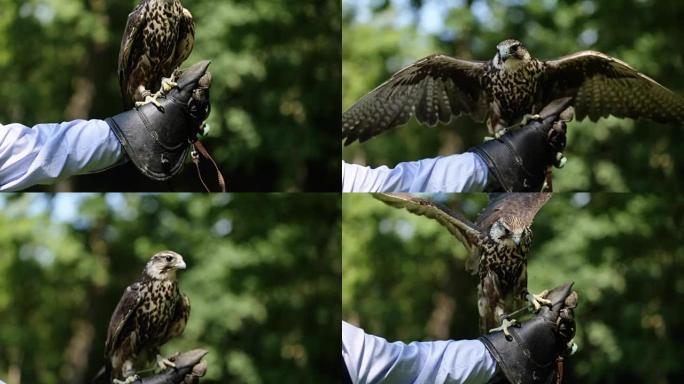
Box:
[165,256,173,262]
[510,44,520,52]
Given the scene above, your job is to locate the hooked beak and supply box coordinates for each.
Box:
[512,235,521,246]
[498,47,510,62]
[175,259,187,270]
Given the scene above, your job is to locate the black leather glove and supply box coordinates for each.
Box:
[107,61,212,181]
[137,350,208,384]
[469,98,572,192]
[480,282,578,384]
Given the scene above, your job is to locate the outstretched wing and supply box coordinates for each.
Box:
[542,51,684,124]
[343,54,488,145]
[476,193,551,231]
[118,1,148,108]
[373,193,482,254]
[105,282,142,358]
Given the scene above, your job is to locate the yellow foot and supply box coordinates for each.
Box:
[135,92,163,109]
[156,354,176,371]
[161,76,178,93]
[113,375,139,384]
[521,113,543,126]
[527,290,552,312]
[489,318,518,338]
[494,127,509,138]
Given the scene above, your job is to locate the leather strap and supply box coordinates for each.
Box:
[192,141,226,192]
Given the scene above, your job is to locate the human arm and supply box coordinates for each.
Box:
[342,321,497,384]
[0,119,124,191]
[341,152,489,192]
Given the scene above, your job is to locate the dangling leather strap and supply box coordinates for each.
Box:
[555,356,564,384]
[191,141,226,192]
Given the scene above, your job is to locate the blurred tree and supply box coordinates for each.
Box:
[342,193,684,383]
[0,193,341,383]
[342,0,684,192]
[0,0,340,191]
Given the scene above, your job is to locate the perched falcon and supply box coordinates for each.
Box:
[343,39,684,144]
[103,250,190,384]
[118,0,195,109]
[374,193,551,335]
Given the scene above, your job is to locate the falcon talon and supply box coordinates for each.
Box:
[113,374,140,384]
[161,77,179,93]
[489,318,518,339]
[157,354,177,370]
[527,290,552,312]
[521,113,543,126]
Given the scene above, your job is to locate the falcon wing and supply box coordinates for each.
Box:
[542,51,684,124]
[172,8,195,69]
[118,2,148,108]
[343,54,488,145]
[476,193,552,231]
[104,282,143,357]
[164,292,191,343]
[373,193,482,254]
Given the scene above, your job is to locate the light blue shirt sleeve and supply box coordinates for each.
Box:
[0,119,124,191]
[341,153,489,192]
[342,321,497,384]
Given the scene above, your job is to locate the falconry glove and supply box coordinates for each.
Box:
[480,282,578,384]
[107,60,212,181]
[469,98,572,192]
[136,349,208,384]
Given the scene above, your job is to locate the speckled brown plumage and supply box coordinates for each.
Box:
[343,39,684,144]
[373,193,550,334]
[104,250,190,382]
[118,0,195,109]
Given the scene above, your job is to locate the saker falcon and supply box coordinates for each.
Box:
[342,39,684,144]
[103,250,190,384]
[118,0,195,109]
[374,192,551,335]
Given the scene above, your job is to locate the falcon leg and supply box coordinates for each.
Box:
[135,90,164,109]
[521,113,543,126]
[526,290,552,312]
[489,317,518,338]
[156,354,177,371]
[113,374,140,384]
[160,75,178,93]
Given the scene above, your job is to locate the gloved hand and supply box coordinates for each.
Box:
[107,61,213,181]
[469,97,572,192]
[480,282,578,384]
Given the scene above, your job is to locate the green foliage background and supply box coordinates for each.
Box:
[343,193,684,383]
[342,0,684,192]
[0,193,341,383]
[0,0,340,191]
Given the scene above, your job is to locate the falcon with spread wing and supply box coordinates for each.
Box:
[343,39,684,144]
[119,0,195,109]
[102,250,190,384]
[374,193,551,335]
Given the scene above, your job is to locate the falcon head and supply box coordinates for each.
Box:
[488,217,532,251]
[493,39,531,71]
[144,250,187,280]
